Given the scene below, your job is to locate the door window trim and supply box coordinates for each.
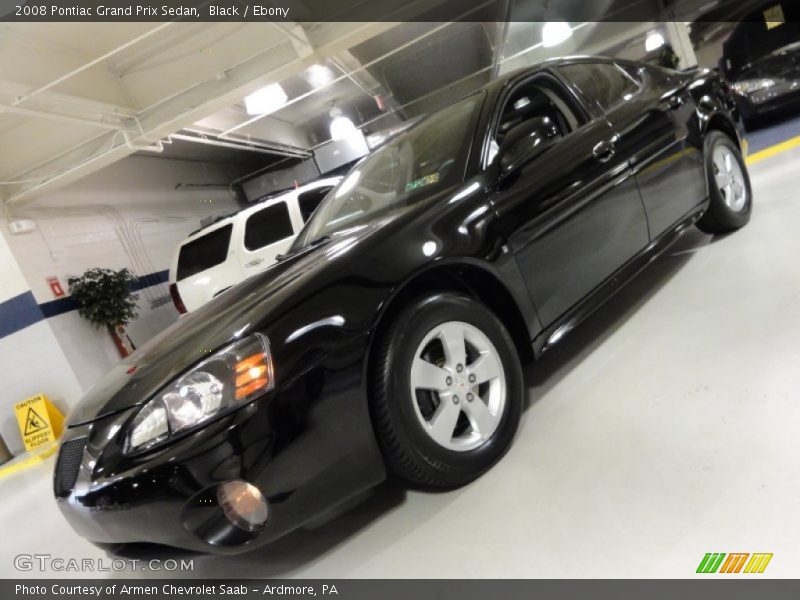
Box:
[481,70,593,171]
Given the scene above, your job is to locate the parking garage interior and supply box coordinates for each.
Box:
[1,0,800,579]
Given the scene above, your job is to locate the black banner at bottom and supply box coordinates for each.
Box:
[4,580,800,600]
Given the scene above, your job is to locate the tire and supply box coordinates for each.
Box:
[696,130,752,234]
[370,293,523,488]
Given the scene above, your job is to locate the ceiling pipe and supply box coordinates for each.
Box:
[328,56,376,98]
[121,130,164,153]
[0,102,127,130]
[180,127,312,158]
[170,132,310,157]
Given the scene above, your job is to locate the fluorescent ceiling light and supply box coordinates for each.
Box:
[330,115,358,141]
[645,31,665,52]
[306,64,334,89]
[244,83,287,116]
[542,21,572,47]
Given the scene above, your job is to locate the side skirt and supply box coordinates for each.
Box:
[531,202,707,357]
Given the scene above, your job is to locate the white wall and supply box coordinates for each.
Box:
[2,154,241,424]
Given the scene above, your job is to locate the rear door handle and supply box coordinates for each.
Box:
[244,258,264,268]
[593,139,616,163]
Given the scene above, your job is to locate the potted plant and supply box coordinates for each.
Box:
[657,43,681,70]
[67,268,139,358]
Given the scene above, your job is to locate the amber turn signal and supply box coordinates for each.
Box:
[234,352,273,400]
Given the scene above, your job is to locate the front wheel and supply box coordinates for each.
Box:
[370,293,523,489]
[696,131,752,234]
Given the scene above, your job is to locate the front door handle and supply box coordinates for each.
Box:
[593,139,616,163]
[244,258,264,268]
[664,94,684,109]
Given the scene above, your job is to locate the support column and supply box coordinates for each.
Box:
[664,21,698,69]
[0,222,83,455]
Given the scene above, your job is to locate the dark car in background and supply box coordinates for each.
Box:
[722,3,800,127]
[54,57,751,555]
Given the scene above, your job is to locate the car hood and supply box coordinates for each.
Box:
[65,221,385,427]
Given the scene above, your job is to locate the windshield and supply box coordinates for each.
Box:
[292,92,484,249]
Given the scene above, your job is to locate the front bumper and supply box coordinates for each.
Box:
[54,337,386,555]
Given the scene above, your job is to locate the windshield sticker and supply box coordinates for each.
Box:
[405,173,440,192]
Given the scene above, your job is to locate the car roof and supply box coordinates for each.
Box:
[484,55,622,90]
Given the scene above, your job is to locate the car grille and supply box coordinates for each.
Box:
[54,438,87,498]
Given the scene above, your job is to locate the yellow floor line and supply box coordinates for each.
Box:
[0,443,57,479]
[746,134,800,165]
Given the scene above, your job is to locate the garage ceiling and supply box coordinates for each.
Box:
[0,20,399,204]
[0,0,759,206]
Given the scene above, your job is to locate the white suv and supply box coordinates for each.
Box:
[169,176,341,313]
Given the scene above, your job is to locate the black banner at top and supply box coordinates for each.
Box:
[1,0,796,23]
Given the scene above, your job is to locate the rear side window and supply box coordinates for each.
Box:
[559,62,640,112]
[177,224,232,281]
[244,202,293,251]
[298,186,333,222]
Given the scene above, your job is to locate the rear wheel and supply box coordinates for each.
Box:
[370,293,523,488]
[697,131,752,234]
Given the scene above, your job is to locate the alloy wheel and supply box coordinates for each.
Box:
[712,145,747,212]
[409,321,507,452]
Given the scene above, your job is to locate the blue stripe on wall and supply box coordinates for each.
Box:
[1,269,171,339]
[0,291,45,338]
[132,269,170,290]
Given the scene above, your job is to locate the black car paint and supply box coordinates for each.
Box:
[55,57,743,554]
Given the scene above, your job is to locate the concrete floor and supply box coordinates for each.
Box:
[2,145,800,579]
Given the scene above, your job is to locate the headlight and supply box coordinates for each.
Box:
[732,78,776,94]
[126,334,274,453]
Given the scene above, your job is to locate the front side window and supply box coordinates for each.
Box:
[293,92,484,249]
[488,78,583,165]
[244,202,293,251]
[559,62,640,112]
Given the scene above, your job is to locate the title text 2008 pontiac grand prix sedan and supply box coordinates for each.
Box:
[55,57,751,554]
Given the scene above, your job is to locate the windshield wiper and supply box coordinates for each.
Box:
[276,235,332,262]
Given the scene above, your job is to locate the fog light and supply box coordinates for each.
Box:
[217,481,268,531]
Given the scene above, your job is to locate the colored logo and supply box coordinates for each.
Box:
[697,553,773,574]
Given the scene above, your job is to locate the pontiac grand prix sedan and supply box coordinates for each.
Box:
[55,57,751,554]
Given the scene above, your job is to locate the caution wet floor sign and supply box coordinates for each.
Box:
[14,394,64,451]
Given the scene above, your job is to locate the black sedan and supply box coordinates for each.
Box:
[54,57,751,554]
[721,8,800,127]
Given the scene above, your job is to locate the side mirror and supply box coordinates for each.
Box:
[497,116,561,174]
